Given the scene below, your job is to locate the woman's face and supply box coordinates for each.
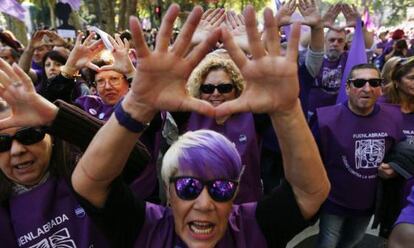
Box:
[169,174,234,248]
[200,69,236,107]
[0,127,52,186]
[399,67,414,97]
[44,57,63,79]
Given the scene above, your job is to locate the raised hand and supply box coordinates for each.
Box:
[123,4,221,121]
[65,32,104,71]
[322,3,341,31]
[217,6,300,117]
[275,0,296,27]
[43,31,67,47]
[0,59,58,129]
[99,34,135,76]
[191,8,225,47]
[225,11,249,53]
[342,4,360,28]
[298,0,322,28]
[27,30,49,49]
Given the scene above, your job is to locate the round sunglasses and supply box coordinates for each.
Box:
[348,78,382,88]
[0,127,46,152]
[200,83,234,94]
[170,176,238,202]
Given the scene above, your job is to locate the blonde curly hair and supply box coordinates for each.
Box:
[187,52,245,99]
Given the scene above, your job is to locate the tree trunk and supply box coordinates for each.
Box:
[100,0,115,34]
[127,0,139,20]
[69,11,84,30]
[5,15,28,46]
[47,0,56,28]
[119,0,128,30]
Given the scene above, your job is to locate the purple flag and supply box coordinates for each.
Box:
[0,0,26,22]
[336,17,367,103]
[59,0,81,11]
[275,0,282,10]
[363,8,375,31]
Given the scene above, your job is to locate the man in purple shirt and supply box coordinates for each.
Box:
[314,63,403,248]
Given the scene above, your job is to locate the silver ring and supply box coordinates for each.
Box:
[12,81,23,87]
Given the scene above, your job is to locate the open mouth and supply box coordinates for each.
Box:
[14,161,34,170]
[188,221,215,236]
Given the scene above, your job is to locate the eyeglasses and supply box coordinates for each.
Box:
[348,78,382,88]
[96,76,124,88]
[397,57,414,67]
[200,83,234,94]
[170,176,238,202]
[0,127,46,152]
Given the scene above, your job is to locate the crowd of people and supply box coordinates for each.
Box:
[0,1,414,247]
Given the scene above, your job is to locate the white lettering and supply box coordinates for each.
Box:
[17,214,70,247]
[353,132,388,139]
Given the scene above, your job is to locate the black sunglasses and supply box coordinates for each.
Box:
[170,176,238,202]
[200,83,234,94]
[348,78,382,88]
[0,127,46,152]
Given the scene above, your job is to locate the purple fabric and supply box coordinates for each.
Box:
[58,0,81,10]
[0,206,18,247]
[317,103,404,211]
[134,202,267,247]
[395,185,414,225]
[308,52,348,118]
[186,112,262,204]
[336,18,367,103]
[75,95,114,121]
[0,0,26,22]
[9,177,110,248]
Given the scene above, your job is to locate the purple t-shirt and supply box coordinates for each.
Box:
[75,95,114,121]
[317,102,404,214]
[395,185,414,225]
[186,112,262,204]
[8,177,110,248]
[307,53,348,120]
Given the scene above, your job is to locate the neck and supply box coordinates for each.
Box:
[347,102,375,116]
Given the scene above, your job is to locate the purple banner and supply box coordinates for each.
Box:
[0,0,26,22]
[336,17,367,103]
[59,0,81,11]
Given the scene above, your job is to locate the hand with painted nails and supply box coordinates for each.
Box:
[64,32,105,72]
[217,6,301,117]
[0,59,58,129]
[122,4,221,122]
[191,8,225,47]
[99,34,136,77]
[275,0,297,27]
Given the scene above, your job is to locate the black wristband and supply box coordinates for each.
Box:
[114,100,149,133]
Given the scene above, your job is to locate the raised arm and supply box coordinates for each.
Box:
[217,6,330,219]
[99,34,136,78]
[299,0,324,77]
[342,4,374,49]
[18,30,47,82]
[72,4,220,207]
[225,11,249,54]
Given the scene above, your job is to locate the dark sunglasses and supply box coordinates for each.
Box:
[0,127,46,152]
[170,176,238,202]
[348,78,382,88]
[200,83,234,94]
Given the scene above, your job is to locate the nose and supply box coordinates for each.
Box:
[193,188,215,211]
[104,80,114,89]
[10,140,27,156]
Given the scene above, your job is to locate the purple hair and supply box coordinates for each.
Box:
[161,130,243,185]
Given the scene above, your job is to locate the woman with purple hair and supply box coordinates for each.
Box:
[0,4,330,248]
